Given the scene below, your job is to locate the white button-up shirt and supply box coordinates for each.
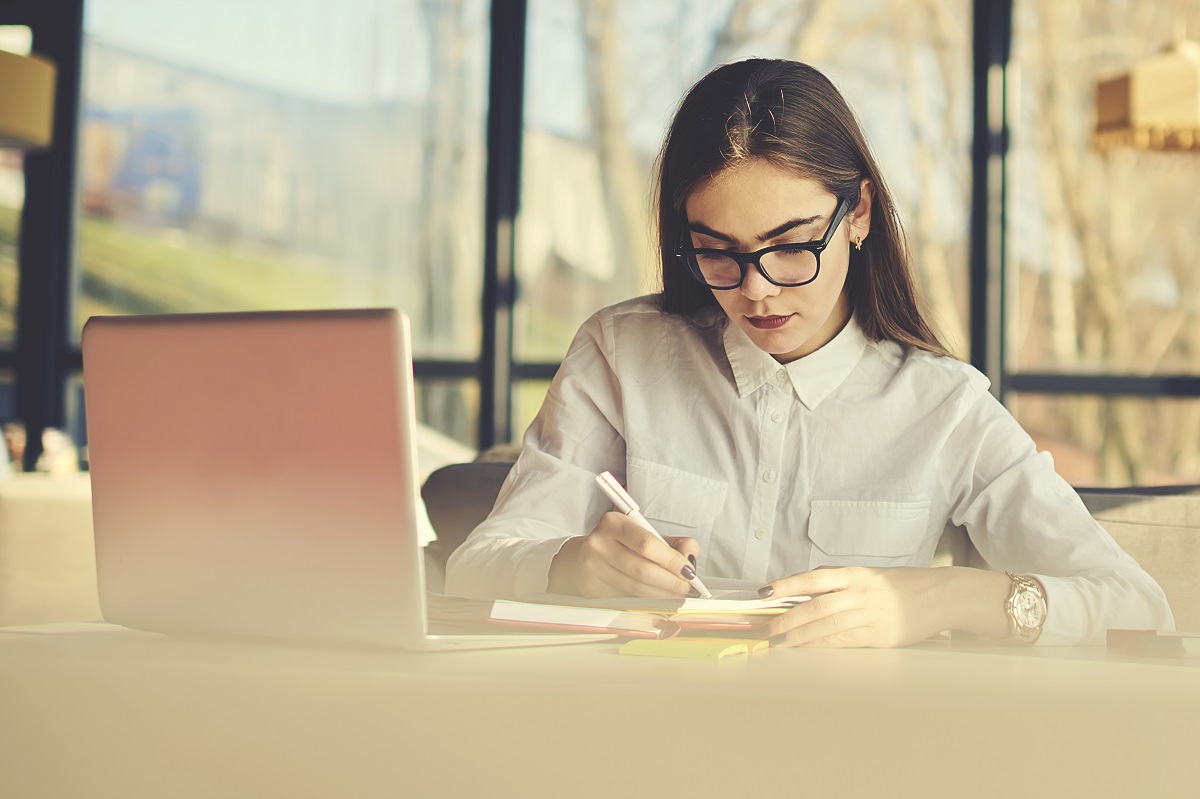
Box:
[445,296,1174,644]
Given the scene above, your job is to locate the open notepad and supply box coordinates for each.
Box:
[519,577,809,613]
[489,578,811,639]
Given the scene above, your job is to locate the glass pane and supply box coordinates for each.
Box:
[0,369,14,422]
[1009,1,1200,374]
[0,369,15,469]
[414,378,480,459]
[517,0,972,363]
[0,152,17,349]
[1010,393,1200,487]
[513,378,552,445]
[64,372,87,469]
[0,27,30,351]
[77,1,489,359]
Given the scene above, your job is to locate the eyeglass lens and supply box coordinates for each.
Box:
[688,247,818,288]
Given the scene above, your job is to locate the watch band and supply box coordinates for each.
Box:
[1004,571,1047,644]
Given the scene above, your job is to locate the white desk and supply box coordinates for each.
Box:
[1,623,1197,799]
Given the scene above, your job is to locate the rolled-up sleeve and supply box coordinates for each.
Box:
[445,312,627,600]
[938,383,1175,645]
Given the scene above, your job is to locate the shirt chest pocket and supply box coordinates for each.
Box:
[626,457,727,549]
[807,499,936,569]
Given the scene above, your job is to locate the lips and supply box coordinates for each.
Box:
[746,314,794,330]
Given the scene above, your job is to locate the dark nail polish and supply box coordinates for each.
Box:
[769,635,788,647]
[681,565,697,580]
[758,585,775,599]
[688,553,697,568]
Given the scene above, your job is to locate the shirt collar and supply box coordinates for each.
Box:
[722,315,868,409]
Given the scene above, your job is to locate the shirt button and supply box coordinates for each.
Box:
[763,470,776,483]
[770,410,783,423]
[754,527,767,541]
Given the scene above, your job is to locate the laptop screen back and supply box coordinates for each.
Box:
[82,309,427,647]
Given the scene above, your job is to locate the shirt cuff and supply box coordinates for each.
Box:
[1032,574,1086,646]
[513,536,578,598]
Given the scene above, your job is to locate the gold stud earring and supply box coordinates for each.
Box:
[853,235,863,251]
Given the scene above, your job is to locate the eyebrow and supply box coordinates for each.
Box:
[687,213,827,245]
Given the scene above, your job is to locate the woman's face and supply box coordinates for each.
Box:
[684,159,870,363]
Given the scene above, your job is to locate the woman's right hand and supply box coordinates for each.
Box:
[548,511,700,598]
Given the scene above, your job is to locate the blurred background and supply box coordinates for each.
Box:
[2,0,1199,486]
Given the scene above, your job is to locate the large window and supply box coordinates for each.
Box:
[513,0,973,435]
[9,1,1200,484]
[74,0,489,443]
[0,26,34,443]
[0,26,33,352]
[1008,0,1200,485]
[0,151,18,350]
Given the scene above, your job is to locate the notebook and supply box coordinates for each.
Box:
[498,578,811,638]
[520,577,811,613]
[81,308,609,651]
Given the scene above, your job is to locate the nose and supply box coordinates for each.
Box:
[740,261,780,302]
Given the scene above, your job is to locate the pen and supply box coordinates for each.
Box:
[595,471,713,599]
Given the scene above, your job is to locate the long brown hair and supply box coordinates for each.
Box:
[654,58,950,357]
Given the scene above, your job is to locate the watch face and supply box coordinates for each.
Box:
[1013,590,1046,629]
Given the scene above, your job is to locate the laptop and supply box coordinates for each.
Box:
[81,308,609,650]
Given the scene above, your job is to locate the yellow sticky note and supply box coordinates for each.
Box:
[619,637,761,660]
[746,639,770,654]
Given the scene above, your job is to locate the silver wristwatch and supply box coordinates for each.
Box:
[1004,571,1047,644]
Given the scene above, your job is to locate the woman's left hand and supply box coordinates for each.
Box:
[760,566,1005,648]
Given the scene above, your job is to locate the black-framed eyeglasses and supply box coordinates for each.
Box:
[673,197,852,290]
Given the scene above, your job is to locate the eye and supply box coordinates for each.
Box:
[695,251,732,263]
[773,244,813,258]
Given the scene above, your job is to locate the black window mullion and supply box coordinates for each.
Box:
[479,0,528,450]
[12,0,84,470]
[969,0,1013,400]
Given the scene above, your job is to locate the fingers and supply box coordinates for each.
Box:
[798,630,875,648]
[758,566,858,600]
[762,589,860,640]
[775,622,876,648]
[579,557,685,599]
[760,568,896,647]
[578,513,695,597]
[605,516,696,589]
[575,569,631,600]
[768,606,874,648]
[666,535,701,568]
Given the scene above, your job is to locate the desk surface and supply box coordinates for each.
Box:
[2,623,1197,799]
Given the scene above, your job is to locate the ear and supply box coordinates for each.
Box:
[849,178,874,243]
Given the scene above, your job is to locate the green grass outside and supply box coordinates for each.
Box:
[0,204,20,346]
[0,202,560,445]
[0,202,352,344]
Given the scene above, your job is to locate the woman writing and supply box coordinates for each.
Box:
[445,58,1173,647]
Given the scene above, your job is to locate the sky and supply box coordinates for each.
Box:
[83,0,462,104]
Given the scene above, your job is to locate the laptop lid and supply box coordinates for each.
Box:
[82,309,428,648]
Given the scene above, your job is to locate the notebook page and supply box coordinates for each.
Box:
[489,600,663,635]
[520,590,809,615]
[701,577,770,602]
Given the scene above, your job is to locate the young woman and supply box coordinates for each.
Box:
[445,59,1173,647]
